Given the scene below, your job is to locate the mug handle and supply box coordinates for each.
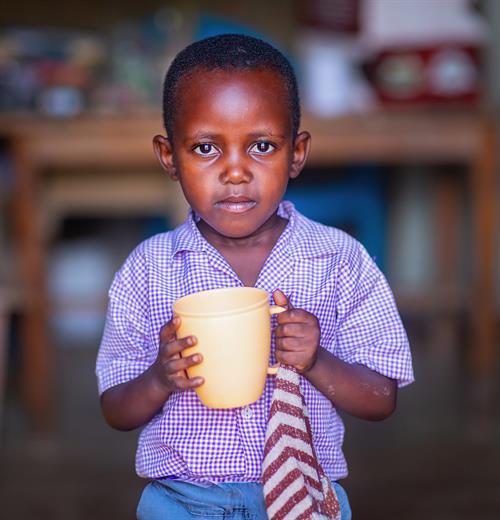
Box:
[267,305,287,375]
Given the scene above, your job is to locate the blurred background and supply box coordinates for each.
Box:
[0,0,499,518]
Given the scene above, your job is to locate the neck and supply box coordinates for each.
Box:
[197,212,287,250]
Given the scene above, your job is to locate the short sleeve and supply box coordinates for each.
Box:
[95,247,156,395]
[333,243,414,387]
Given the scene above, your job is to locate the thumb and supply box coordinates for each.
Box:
[160,315,180,343]
[272,289,290,309]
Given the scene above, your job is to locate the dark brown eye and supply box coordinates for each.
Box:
[251,142,275,154]
[194,143,217,156]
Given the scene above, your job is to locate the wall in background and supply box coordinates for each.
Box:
[484,0,500,107]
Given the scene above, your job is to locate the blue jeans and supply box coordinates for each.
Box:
[137,479,351,519]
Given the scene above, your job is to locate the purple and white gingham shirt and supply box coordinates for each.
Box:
[96,201,414,483]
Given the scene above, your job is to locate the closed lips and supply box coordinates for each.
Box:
[215,197,256,212]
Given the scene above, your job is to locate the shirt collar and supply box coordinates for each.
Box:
[170,200,337,259]
[284,201,342,259]
[171,209,207,257]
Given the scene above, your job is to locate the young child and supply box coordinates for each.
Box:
[96,34,414,519]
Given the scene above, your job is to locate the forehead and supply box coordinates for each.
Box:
[172,67,292,135]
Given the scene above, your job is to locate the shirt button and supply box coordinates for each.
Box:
[241,406,253,420]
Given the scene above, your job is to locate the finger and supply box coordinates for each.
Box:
[160,316,181,342]
[275,322,307,338]
[276,308,310,324]
[166,352,203,374]
[275,350,302,366]
[272,289,289,309]
[171,374,204,390]
[275,336,304,351]
[160,335,197,359]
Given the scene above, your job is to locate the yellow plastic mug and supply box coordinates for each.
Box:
[172,287,286,408]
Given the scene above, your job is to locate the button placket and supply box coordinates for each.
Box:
[241,406,254,420]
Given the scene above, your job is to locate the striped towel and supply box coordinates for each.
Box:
[262,366,341,520]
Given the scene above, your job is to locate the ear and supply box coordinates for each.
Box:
[153,135,178,181]
[289,131,311,180]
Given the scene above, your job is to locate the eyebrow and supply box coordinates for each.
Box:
[183,130,287,144]
[248,131,286,139]
[185,132,221,142]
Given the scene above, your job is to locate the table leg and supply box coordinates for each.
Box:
[435,168,461,287]
[0,298,7,432]
[470,118,497,420]
[431,168,463,357]
[10,138,53,432]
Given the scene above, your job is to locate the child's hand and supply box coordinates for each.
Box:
[153,317,204,392]
[273,289,320,374]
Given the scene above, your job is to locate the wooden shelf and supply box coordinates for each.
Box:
[0,108,497,431]
[0,108,491,165]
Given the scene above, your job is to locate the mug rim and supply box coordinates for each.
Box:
[172,287,269,318]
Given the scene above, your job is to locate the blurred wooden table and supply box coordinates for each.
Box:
[0,109,496,431]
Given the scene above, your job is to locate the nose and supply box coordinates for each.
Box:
[219,151,252,184]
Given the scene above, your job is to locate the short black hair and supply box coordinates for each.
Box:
[162,33,300,138]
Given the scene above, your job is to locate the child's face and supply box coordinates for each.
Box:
[154,67,310,240]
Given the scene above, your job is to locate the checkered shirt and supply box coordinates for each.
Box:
[96,201,414,483]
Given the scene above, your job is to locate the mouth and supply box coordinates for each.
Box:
[215,196,257,213]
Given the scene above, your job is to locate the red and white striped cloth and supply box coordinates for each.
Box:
[262,366,341,520]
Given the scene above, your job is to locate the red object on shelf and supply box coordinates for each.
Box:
[370,45,481,105]
[300,0,360,33]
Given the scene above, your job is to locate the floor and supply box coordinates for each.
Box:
[1,316,499,519]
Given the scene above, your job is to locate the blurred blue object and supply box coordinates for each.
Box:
[48,240,114,345]
[196,13,265,41]
[285,167,387,271]
[143,215,172,238]
[195,12,297,65]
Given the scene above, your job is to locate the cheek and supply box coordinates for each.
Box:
[179,176,216,207]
